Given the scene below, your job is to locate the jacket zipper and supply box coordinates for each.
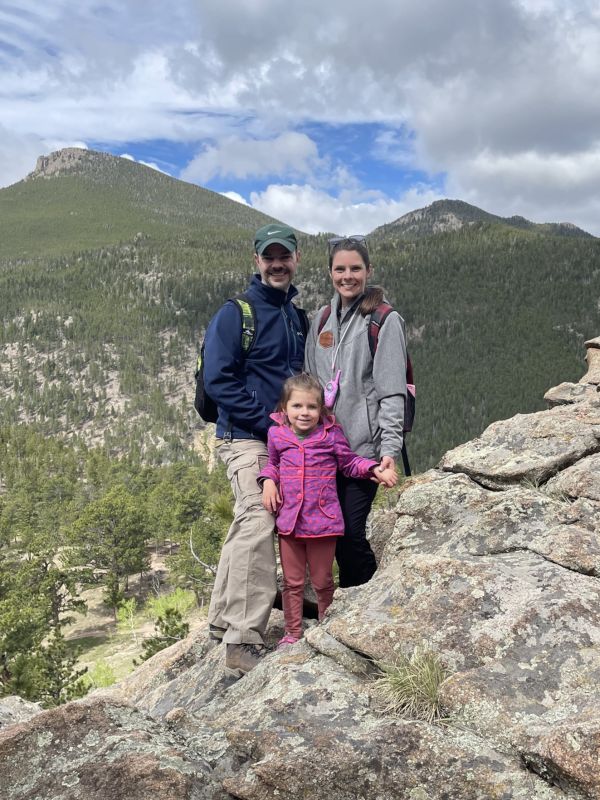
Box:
[281,307,297,374]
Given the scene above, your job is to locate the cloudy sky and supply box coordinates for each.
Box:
[2,0,600,235]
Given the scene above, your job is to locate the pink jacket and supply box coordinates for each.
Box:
[259,412,378,538]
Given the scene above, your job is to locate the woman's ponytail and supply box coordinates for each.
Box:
[359,285,385,316]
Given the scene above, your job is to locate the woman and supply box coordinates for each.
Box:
[304,236,407,588]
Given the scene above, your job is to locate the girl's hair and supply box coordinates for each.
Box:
[277,373,324,412]
[328,237,370,271]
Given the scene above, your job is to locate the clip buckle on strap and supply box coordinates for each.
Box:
[240,325,253,352]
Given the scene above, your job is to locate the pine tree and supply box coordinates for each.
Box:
[134,608,189,664]
[37,627,89,707]
[69,484,149,617]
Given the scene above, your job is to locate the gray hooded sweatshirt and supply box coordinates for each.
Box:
[304,292,407,462]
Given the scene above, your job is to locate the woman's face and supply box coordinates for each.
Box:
[330,249,372,308]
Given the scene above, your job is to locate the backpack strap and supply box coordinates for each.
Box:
[400,441,411,477]
[367,304,414,386]
[211,294,257,440]
[317,304,332,334]
[231,293,256,355]
[406,353,414,385]
[367,302,393,358]
[231,295,307,354]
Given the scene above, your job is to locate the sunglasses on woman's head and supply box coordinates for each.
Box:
[327,235,368,254]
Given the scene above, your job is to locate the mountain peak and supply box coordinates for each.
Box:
[373,198,592,239]
[27,147,116,179]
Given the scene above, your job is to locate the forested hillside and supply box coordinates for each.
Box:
[371,222,600,465]
[1,148,598,705]
[2,151,597,473]
[0,423,231,703]
[0,148,271,259]
[0,149,284,462]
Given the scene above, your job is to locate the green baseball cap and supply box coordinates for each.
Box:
[254,223,298,255]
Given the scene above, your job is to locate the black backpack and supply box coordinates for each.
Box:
[194,294,309,423]
[317,302,415,475]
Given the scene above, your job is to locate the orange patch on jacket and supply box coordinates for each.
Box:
[319,331,334,348]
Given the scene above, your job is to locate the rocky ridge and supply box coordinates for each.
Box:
[375,199,593,239]
[28,147,113,179]
[1,337,599,800]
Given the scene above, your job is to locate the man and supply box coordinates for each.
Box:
[204,223,306,676]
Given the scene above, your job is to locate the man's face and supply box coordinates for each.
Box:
[254,243,300,292]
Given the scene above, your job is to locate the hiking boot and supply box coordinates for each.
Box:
[208,623,226,642]
[225,643,267,677]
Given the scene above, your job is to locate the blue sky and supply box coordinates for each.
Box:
[2,1,600,235]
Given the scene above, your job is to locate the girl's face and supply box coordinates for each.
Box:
[330,249,372,308]
[285,388,321,435]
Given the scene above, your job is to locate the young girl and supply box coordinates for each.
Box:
[259,373,396,647]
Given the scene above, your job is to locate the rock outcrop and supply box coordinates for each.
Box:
[27,147,118,179]
[0,696,41,730]
[1,339,599,800]
[580,336,600,385]
[378,199,593,239]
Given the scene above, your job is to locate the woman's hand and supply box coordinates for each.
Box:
[262,479,281,513]
[379,456,396,472]
[371,456,398,487]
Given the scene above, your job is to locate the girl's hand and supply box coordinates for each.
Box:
[371,456,397,485]
[376,467,397,488]
[262,479,281,513]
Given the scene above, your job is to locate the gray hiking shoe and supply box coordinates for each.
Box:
[225,643,267,677]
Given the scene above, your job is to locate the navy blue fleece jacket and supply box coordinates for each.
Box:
[203,274,306,441]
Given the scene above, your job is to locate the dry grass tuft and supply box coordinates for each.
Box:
[373,645,450,723]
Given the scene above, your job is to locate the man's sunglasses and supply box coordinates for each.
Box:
[327,235,368,254]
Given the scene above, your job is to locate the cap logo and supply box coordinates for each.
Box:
[254,223,297,254]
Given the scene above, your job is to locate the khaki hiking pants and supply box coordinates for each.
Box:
[208,439,277,645]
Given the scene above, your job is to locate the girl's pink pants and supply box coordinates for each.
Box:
[278,534,337,639]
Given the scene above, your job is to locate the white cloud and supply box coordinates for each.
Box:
[0,126,44,187]
[446,147,600,234]
[220,191,250,206]
[457,148,600,196]
[181,132,319,183]
[372,129,417,169]
[2,0,600,232]
[44,139,88,154]
[0,128,88,187]
[119,152,169,174]
[0,129,90,188]
[249,183,443,235]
